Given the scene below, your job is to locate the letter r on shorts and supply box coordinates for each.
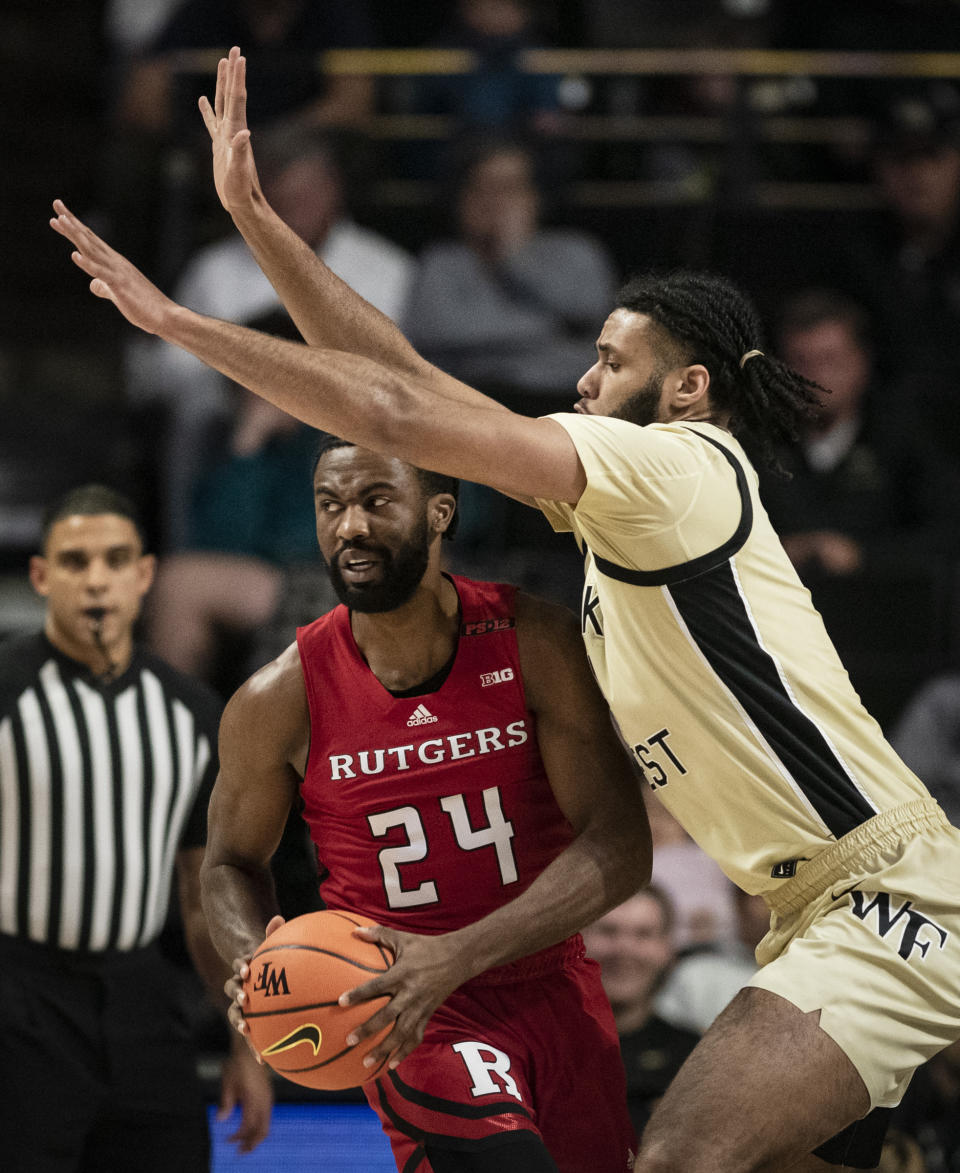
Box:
[451,1041,522,1101]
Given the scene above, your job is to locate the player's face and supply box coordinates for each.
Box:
[29,514,154,661]
[314,447,434,613]
[582,894,675,1010]
[576,310,673,425]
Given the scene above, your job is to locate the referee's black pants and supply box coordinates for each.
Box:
[1,933,209,1173]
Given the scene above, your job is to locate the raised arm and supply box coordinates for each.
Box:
[198,47,492,413]
[49,202,586,504]
[340,595,652,1071]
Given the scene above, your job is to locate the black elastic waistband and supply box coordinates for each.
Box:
[0,931,157,973]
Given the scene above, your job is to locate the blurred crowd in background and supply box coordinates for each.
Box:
[4,2,960,1168]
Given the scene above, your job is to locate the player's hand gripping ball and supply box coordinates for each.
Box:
[242,910,394,1089]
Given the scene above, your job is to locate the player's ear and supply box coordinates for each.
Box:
[136,553,157,599]
[429,493,457,536]
[672,364,711,412]
[29,555,50,598]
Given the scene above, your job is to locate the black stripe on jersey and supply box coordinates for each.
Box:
[33,680,63,946]
[592,432,753,587]
[161,683,183,854]
[668,560,877,838]
[136,681,154,938]
[401,1147,427,1173]
[375,1080,538,1150]
[105,694,125,949]
[386,1069,535,1122]
[64,678,96,952]
[11,710,30,937]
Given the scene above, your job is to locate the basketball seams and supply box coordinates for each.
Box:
[243,998,341,1018]
[251,941,390,974]
[322,908,395,968]
[242,909,395,1089]
[281,1044,391,1078]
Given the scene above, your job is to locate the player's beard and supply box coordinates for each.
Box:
[607,370,665,427]
[326,516,431,613]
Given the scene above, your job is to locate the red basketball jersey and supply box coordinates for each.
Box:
[296,576,575,933]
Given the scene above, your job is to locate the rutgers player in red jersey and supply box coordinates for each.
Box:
[201,435,650,1172]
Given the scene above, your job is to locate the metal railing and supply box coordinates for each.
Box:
[167,47,960,211]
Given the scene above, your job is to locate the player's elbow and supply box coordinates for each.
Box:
[361,373,430,462]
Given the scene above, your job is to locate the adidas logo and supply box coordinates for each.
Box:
[406,704,439,727]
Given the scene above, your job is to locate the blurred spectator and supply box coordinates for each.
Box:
[656,887,769,1033]
[105,0,183,61]
[584,0,774,49]
[644,792,738,951]
[146,311,336,693]
[411,0,565,137]
[876,1130,932,1173]
[889,1038,960,1171]
[761,287,953,579]
[581,0,778,188]
[890,674,960,829]
[403,139,616,397]
[759,286,959,723]
[116,0,375,138]
[101,0,376,277]
[129,122,414,548]
[583,887,700,1138]
[846,91,960,383]
[649,840,738,951]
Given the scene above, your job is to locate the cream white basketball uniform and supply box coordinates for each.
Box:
[538,416,960,1109]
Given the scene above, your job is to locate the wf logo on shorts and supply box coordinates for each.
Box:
[848,891,949,961]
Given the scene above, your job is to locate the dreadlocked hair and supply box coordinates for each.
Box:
[616,270,824,471]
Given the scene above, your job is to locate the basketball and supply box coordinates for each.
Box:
[242,909,394,1089]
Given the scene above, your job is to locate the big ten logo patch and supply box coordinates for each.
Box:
[480,667,514,687]
[452,1041,523,1102]
[848,891,949,962]
[253,961,291,997]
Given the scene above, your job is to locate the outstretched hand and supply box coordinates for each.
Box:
[338,924,473,1073]
[198,45,263,215]
[49,200,175,336]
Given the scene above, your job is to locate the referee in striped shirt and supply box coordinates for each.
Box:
[0,484,272,1172]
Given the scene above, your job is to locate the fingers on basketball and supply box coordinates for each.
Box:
[242,909,395,1090]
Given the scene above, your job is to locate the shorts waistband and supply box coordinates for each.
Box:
[764,799,948,918]
[466,934,586,987]
[0,931,157,972]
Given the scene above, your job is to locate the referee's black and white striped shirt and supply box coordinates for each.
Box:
[0,633,221,953]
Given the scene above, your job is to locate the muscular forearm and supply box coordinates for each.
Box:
[229,198,423,374]
[200,859,282,965]
[167,307,425,455]
[226,199,510,417]
[161,307,528,492]
[182,902,235,1005]
[444,818,650,981]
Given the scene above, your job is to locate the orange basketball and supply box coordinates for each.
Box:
[242,909,394,1089]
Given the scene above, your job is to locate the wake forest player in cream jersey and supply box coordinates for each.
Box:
[537,415,931,890]
[50,46,960,1173]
